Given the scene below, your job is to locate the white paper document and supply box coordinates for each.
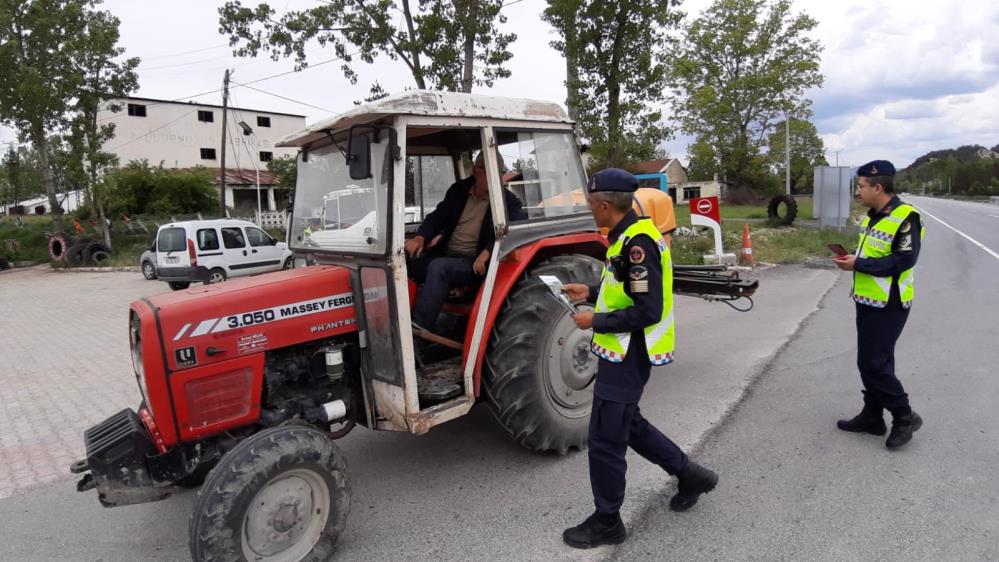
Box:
[538,275,578,314]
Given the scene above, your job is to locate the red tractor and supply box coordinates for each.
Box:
[71,91,755,561]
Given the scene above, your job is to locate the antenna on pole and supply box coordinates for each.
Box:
[219,69,232,217]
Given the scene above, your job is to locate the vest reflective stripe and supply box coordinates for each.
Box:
[852,204,925,308]
[592,219,675,365]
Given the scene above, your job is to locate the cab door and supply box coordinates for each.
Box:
[243,225,284,273]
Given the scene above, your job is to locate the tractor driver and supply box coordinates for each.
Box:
[405,150,526,334]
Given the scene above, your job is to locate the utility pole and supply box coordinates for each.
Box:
[219,69,231,217]
[785,115,791,196]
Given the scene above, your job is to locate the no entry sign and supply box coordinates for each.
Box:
[690,196,721,224]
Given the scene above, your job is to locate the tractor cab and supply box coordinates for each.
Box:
[277,90,606,437]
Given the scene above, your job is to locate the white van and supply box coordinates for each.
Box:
[155,219,293,290]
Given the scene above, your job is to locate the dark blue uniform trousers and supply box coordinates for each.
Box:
[589,395,688,515]
[855,301,910,413]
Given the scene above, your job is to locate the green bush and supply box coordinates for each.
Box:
[104,161,218,217]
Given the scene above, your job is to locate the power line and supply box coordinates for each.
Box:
[139,44,230,61]
[232,81,336,114]
[137,54,234,72]
[98,51,356,124]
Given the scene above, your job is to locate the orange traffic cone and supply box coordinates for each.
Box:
[739,223,754,266]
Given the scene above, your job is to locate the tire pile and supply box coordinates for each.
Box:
[48,233,112,267]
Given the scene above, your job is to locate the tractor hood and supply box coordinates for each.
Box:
[143,265,358,372]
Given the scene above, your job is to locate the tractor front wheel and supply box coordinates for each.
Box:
[189,425,350,562]
[484,254,604,454]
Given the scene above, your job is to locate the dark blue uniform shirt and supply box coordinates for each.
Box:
[854,196,922,305]
[587,211,665,403]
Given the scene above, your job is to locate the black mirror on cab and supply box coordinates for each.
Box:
[269,236,278,246]
[347,130,371,180]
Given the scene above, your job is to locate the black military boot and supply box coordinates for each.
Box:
[669,461,718,512]
[562,512,627,549]
[836,404,887,435]
[886,411,922,448]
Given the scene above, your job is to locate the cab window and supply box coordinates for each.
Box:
[221,227,246,249]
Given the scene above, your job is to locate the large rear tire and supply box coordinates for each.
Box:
[484,254,604,454]
[189,425,351,562]
[767,195,798,226]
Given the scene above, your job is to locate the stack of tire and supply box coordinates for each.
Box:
[48,234,112,267]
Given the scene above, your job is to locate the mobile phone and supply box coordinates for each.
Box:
[827,243,848,257]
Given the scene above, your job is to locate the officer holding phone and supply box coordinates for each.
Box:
[833,160,925,448]
[560,168,717,549]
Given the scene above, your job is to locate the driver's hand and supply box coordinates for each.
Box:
[405,235,425,257]
[473,250,490,275]
[562,283,590,302]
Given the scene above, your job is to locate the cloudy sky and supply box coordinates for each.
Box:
[3,0,997,169]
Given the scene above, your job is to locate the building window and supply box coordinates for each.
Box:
[200,148,217,160]
[197,110,214,123]
[257,116,271,127]
[259,151,273,162]
[682,186,701,201]
[127,103,146,117]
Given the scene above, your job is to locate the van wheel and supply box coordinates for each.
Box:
[169,282,190,291]
[189,425,350,562]
[141,261,157,280]
[283,257,293,270]
[484,254,604,454]
[206,268,227,285]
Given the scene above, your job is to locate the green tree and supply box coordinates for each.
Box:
[670,0,823,191]
[104,161,219,217]
[765,118,828,194]
[544,0,683,169]
[63,10,139,247]
[218,0,516,93]
[0,0,136,225]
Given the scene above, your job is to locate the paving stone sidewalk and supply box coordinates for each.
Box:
[0,267,165,499]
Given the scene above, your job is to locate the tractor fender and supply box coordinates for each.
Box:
[463,232,607,396]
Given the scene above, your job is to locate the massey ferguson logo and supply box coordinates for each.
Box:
[175,346,197,367]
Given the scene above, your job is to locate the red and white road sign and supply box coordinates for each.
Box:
[690,196,721,224]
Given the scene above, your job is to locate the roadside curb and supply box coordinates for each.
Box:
[53,266,139,273]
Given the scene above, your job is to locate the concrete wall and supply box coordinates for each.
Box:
[99,98,306,169]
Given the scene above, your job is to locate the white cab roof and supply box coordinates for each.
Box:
[277,90,571,148]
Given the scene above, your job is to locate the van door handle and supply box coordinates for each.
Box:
[243,250,247,256]
[251,249,258,254]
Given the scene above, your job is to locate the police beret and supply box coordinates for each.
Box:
[857,160,895,177]
[587,168,638,193]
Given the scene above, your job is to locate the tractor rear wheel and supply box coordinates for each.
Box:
[484,254,604,454]
[189,425,350,562]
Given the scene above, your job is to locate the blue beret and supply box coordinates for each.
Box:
[857,160,895,177]
[587,168,638,193]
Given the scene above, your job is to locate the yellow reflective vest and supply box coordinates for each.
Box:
[852,203,925,308]
[592,219,675,365]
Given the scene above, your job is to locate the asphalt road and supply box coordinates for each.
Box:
[0,262,837,561]
[616,195,999,561]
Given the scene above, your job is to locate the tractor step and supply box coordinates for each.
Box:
[417,358,463,402]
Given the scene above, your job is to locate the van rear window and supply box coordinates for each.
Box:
[158,228,187,252]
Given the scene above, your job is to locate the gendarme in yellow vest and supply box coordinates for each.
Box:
[592,218,675,365]
[852,203,926,308]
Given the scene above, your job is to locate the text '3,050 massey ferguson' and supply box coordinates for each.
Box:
[71,91,756,561]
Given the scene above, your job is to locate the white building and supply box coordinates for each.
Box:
[98,97,306,212]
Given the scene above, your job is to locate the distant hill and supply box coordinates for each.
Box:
[905,144,998,170]
[897,143,999,196]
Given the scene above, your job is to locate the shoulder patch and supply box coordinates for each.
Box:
[630,266,648,280]
[629,245,645,264]
[900,220,911,233]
